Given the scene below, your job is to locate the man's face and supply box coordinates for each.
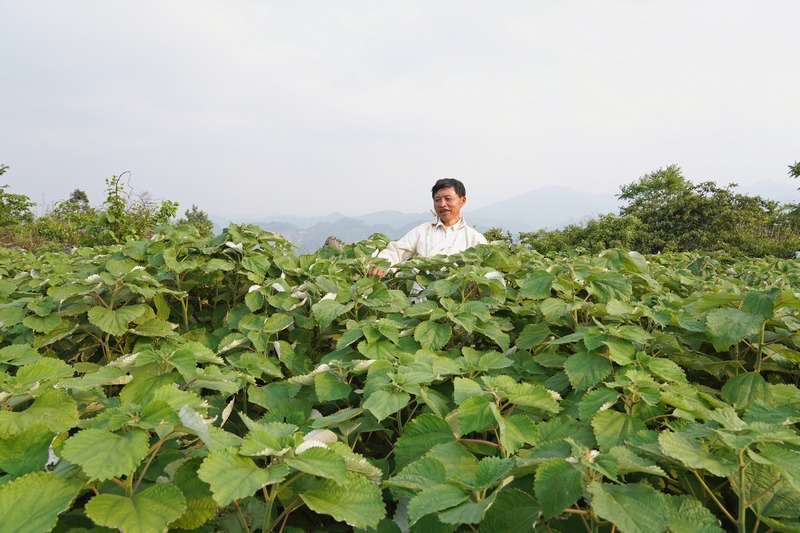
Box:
[433,187,467,226]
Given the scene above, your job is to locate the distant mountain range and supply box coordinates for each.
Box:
[211,181,800,253]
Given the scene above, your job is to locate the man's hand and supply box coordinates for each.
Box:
[367,266,386,279]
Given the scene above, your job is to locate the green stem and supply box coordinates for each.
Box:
[692,470,737,527]
[755,324,765,374]
[738,451,748,533]
[233,499,251,533]
[263,486,274,533]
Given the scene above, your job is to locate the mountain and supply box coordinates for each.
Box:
[469,186,622,232]
[209,182,798,252]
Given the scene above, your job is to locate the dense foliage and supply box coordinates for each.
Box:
[1,225,799,532]
[517,166,800,258]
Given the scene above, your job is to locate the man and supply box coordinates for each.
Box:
[368,178,487,278]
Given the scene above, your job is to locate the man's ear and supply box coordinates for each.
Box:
[459,196,467,207]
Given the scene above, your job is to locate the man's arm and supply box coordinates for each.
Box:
[368,225,424,278]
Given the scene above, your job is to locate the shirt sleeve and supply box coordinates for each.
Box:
[376,225,423,266]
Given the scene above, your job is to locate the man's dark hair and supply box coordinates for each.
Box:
[431,178,466,198]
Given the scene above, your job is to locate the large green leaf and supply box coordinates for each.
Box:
[363,390,411,422]
[563,351,613,390]
[198,448,289,506]
[659,429,737,477]
[0,472,83,533]
[284,446,348,485]
[588,273,632,303]
[394,414,455,470]
[87,304,148,336]
[170,458,217,530]
[414,320,452,351]
[311,299,353,329]
[0,389,78,438]
[0,423,53,476]
[300,472,385,529]
[408,483,469,525]
[662,493,725,533]
[721,372,773,411]
[478,488,541,533]
[518,271,554,300]
[534,458,583,519]
[61,428,150,481]
[588,481,668,533]
[456,395,494,435]
[705,308,763,352]
[85,482,186,533]
[22,313,63,333]
[592,409,647,452]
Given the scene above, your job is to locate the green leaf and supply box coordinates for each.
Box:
[363,390,411,422]
[0,423,54,476]
[0,389,78,438]
[658,429,737,477]
[312,299,353,329]
[518,271,554,299]
[705,308,763,352]
[0,305,25,328]
[300,472,386,529]
[394,415,455,470]
[578,388,619,421]
[563,351,613,391]
[721,372,773,411]
[22,313,63,333]
[87,304,148,336]
[408,483,468,525]
[516,322,551,350]
[478,488,541,533]
[86,482,187,533]
[662,493,725,533]
[285,446,349,485]
[535,458,583,519]
[170,458,217,530]
[588,481,668,533]
[198,448,289,506]
[588,273,632,303]
[0,344,39,365]
[456,395,495,435]
[0,472,83,533]
[474,321,511,352]
[61,428,150,481]
[475,457,514,489]
[386,457,447,494]
[756,444,800,492]
[264,312,294,333]
[315,372,352,401]
[414,320,452,351]
[132,317,177,337]
[592,409,647,452]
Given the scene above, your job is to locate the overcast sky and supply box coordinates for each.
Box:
[2,1,798,219]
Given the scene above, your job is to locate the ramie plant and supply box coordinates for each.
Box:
[0,226,799,532]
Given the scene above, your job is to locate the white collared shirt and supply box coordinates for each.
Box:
[376,217,487,266]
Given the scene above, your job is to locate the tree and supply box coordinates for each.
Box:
[87,173,179,245]
[0,165,36,229]
[176,205,214,237]
[519,213,643,255]
[790,161,800,181]
[617,165,799,256]
[35,189,97,246]
[483,226,514,244]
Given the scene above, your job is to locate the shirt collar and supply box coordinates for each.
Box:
[433,217,466,230]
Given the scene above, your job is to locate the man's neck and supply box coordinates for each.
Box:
[438,217,462,228]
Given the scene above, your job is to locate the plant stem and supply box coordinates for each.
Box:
[738,451,748,533]
[692,470,737,526]
[233,499,251,533]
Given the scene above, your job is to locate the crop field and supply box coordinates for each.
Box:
[1,224,799,532]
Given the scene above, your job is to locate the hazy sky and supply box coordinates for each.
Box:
[2,1,798,219]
